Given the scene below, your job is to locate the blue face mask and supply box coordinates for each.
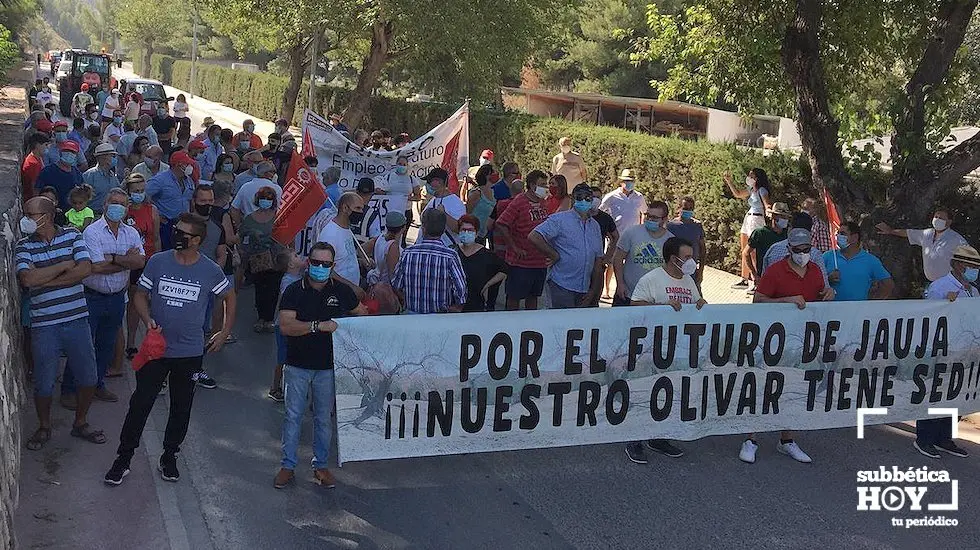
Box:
[573,199,592,213]
[395,165,408,175]
[425,183,435,195]
[221,162,234,173]
[644,220,662,232]
[458,230,477,244]
[258,198,275,210]
[113,116,123,124]
[130,192,145,204]
[681,210,694,220]
[965,267,979,282]
[60,152,77,166]
[105,203,127,222]
[54,131,67,142]
[308,265,331,282]
[836,234,849,249]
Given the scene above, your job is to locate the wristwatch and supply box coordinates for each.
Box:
[311,320,320,334]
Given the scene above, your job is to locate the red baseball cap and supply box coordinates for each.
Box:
[35,119,53,132]
[59,140,80,153]
[481,149,494,160]
[53,120,68,129]
[188,139,206,150]
[170,151,193,167]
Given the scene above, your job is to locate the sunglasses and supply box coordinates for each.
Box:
[309,259,334,267]
[791,246,812,254]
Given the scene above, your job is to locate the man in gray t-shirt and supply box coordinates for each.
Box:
[612,199,674,306]
[105,213,236,487]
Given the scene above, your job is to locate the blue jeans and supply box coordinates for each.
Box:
[32,317,98,397]
[63,290,125,393]
[281,366,335,470]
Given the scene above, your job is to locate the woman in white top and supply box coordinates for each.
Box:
[366,211,407,314]
[100,89,121,127]
[172,94,190,125]
[725,168,773,289]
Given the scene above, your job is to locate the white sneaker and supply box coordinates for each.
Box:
[776,441,812,463]
[739,439,758,463]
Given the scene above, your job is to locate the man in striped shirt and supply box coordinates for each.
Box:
[392,208,467,314]
[16,196,104,450]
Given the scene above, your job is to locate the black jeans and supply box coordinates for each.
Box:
[116,356,202,462]
[916,418,952,445]
[253,270,283,322]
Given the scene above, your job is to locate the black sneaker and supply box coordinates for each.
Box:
[267,388,284,402]
[159,454,180,482]
[936,440,969,458]
[194,371,217,389]
[104,458,130,486]
[913,441,942,459]
[645,439,684,458]
[730,279,750,289]
[625,442,648,464]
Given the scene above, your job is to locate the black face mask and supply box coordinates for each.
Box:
[194,204,212,217]
[172,227,197,250]
[348,210,365,225]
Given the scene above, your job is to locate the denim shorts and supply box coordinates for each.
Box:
[32,317,98,397]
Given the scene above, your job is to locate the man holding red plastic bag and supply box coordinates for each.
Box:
[104,213,237,486]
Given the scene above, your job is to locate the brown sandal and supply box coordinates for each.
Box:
[70,423,107,444]
[26,427,52,450]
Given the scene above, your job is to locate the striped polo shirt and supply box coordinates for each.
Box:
[16,227,92,327]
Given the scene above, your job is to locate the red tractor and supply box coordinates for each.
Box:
[58,51,113,117]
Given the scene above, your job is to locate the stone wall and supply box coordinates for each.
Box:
[0,66,31,550]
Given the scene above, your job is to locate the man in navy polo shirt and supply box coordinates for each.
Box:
[824,221,894,301]
[274,242,365,489]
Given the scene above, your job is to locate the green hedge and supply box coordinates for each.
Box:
[133,51,817,272]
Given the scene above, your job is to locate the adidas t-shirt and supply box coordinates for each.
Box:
[616,225,674,296]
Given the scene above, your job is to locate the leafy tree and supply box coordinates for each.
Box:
[533,0,682,98]
[636,0,980,294]
[117,0,187,71]
[340,0,567,130]
[205,0,352,122]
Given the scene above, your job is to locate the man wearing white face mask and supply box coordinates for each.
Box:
[625,236,704,463]
[744,227,831,465]
[146,151,197,250]
[876,208,967,283]
[600,169,645,298]
[913,244,980,459]
[551,136,588,193]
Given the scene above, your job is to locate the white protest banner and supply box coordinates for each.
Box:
[332,300,980,463]
[302,105,469,235]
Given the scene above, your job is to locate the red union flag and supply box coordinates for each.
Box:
[823,186,842,249]
[273,151,327,245]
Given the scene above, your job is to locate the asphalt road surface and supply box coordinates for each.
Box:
[154,286,980,550]
[26,64,980,550]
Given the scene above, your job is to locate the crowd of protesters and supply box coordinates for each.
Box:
[17,78,976,491]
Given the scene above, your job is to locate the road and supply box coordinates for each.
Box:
[136,288,980,549]
[16,63,980,550]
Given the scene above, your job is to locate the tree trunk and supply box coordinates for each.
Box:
[780,0,870,213]
[281,41,306,124]
[141,43,153,77]
[343,19,394,132]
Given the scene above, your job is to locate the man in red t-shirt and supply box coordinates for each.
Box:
[494,170,551,310]
[22,133,49,201]
[741,227,831,466]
